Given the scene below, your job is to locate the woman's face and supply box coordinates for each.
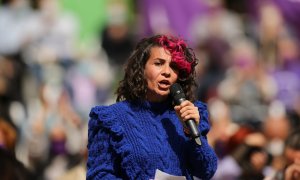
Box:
[144,46,179,102]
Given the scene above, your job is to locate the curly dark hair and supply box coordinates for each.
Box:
[116,34,198,102]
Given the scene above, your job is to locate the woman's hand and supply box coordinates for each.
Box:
[174,100,200,134]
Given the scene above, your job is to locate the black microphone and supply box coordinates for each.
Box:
[170,83,201,145]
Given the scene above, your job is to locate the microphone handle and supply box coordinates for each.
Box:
[185,119,200,138]
[177,98,200,139]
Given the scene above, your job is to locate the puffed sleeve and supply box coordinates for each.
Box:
[186,101,218,179]
[86,106,123,180]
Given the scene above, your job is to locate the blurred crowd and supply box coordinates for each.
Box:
[0,0,300,179]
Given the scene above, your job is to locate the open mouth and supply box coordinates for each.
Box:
[158,80,171,89]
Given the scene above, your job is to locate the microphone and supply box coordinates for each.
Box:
[170,83,201,145]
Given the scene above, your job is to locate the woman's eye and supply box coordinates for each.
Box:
[154,62,162,66]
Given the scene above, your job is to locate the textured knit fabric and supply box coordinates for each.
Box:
[87,100,217,180]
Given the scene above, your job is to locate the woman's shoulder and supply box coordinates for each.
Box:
[88,101,131,130]
[87,102,133,162]
[89,101,130,118]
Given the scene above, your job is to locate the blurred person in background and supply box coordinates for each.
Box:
[22,0,78,88]
[190,0,242,103]
[99,0,136,100]
[0,57,16,128]
[100,0,135,70]
[270,34,300,128]
[0,148,34,180]
[255,1,300,74]
[217,37,277,127]
[0,118,34,180]
[233,132,270,180]
[24,82,85,179]
[190,0,244,45]
[272,0,300,42]
[0,55,28,132]
[26,83,89,180]
[262,100,291,177]
[282,129,300,180]
[87,34,217,179]
[194,36,230,103]
[0,0,32,55]
[206,98,239,159]
[0,0,33,118]
[265,128,300,180]
[63,43,116,115]
[0,118,17,153]
[257,1,285,71]
[212,126,270,180]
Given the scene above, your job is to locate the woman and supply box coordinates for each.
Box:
[87,35,217,179]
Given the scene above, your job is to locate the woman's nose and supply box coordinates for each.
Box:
[162,65,171,77]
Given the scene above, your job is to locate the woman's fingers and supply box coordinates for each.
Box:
[174,100,200,125]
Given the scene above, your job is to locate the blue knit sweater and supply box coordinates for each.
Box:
[87,100,217,180]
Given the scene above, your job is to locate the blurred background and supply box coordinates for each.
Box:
[0,0,300,179]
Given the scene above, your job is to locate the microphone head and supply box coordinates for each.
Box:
[170,83,186,105]
[170,83,183,96]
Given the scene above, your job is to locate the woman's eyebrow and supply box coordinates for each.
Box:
[154,58,167,61]
[154,58,167,62]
